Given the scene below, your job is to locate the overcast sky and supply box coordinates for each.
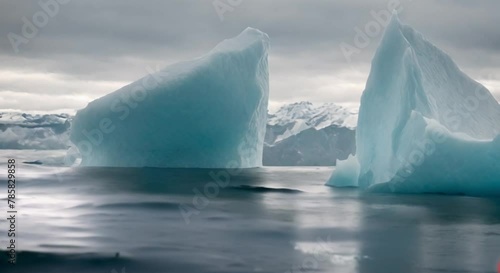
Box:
[1,0,499,113]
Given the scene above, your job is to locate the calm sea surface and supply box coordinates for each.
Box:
[1,150,500,273]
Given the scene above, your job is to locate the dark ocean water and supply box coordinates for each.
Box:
[1,151,500,273]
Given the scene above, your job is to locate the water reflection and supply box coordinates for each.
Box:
[356,194,500,273]
[1,162,500,273]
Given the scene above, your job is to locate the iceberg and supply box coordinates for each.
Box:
[70,28,269,168]
[327,14,500,195]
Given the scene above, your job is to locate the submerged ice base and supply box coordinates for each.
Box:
[70,28,269,168]
[327,14,500,195]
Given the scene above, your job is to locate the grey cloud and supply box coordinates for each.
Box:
[0,0,499,112]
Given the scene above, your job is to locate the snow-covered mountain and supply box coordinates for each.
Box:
[0,112,71,149]
[0,103,357,166]
[267,102,357,142]
[264,102,357,166]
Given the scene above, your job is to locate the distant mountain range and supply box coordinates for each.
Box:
[0,112,71,150]
[265,102,357,166]
[0,102,357,166]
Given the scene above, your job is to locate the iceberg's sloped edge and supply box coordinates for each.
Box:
[326,155,359,187]
[327,14,500,196]
[374,140,500,196]
[329,121,500,195]
[70,28,270,168]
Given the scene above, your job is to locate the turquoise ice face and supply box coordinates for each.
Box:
[70,28,270,168]
[328,14,500,196]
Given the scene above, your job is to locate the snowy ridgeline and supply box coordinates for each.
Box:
[0,102,357,166]
[0,112,71,150]
[328,14,500,196]
[265,102,357,166]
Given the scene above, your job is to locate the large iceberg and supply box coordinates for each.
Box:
[70,28,269,168]
[327,14,500,195]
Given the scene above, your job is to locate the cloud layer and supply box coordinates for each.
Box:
[1,0,499,113]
